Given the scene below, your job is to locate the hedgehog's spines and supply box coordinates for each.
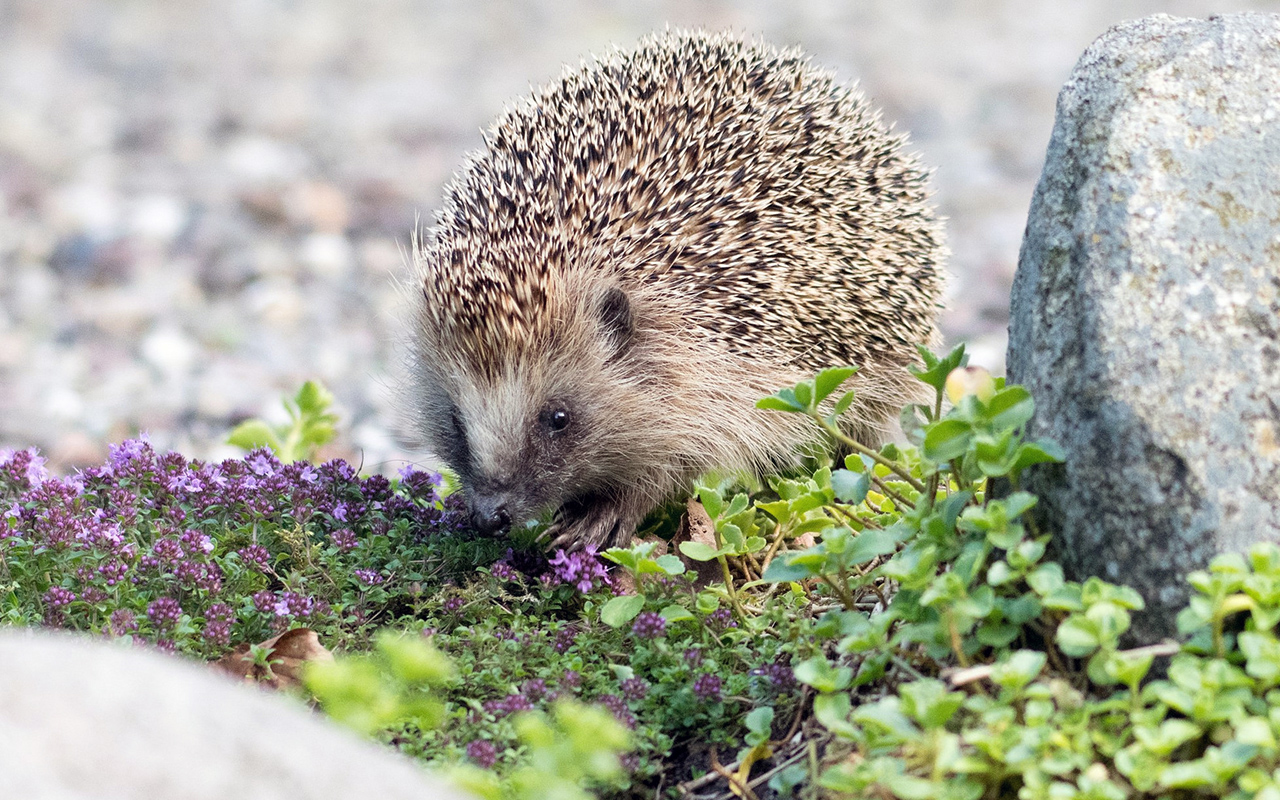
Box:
[412,29,945,548]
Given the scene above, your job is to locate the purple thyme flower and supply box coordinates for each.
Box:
[43,586,75,608]
[560,670,582,690]
[693,673,723,702]
[175,560,223,593]
[751,660,797,694]
[598,694,637,729]
[621,677,649,702]
[483,693,534,719]
[466,739,497,769]
[179,529,214,554]
[354,568,384,586]
[274,591,314,619]
[247,450,278,477]
[521,678,548,701]
[206,602,233,623]
[443,596,464,615]
[684,648,704,667]
[147,597,182,631]
[9,447,49,487]
[553,627,578,654]
[203,602,234,647]
[630,611,667,640]
[98,559,130,586]
[152,537,184,563]
[252,590,277,614]
[706,607,738,631]
[108,609,138,636]
[330,528,358,552]
[237,545,271,571]
[490,561,517,582]
[546,547,611,593]
[108,438,152,471]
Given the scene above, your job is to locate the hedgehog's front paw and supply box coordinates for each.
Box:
[543,496,635,552]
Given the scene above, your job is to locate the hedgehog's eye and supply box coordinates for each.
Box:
[540,406,572,436]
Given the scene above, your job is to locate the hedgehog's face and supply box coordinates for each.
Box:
[416,284,649,539]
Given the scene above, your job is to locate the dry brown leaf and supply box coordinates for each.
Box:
[212,627,333,690]
[672,498,722,588]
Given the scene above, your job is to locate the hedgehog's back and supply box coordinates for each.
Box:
[422,30,943,378]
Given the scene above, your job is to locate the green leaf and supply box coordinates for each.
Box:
[600,595,645,627]
[793,380,814,410]
[911,343,967,391]
[1056,615,1101,656]
[813,693,860,739]
[724,493,750,519]
[600,547,638,571]
[679,541,722,562]
[697,486,723,520]
[377,631,455,685]
[831,390,857,420]
[226,419,280,452]
[899,679,964,729]
[695,592,720,614]
[757,394,803,413]
[295,380,335,415]
[847,528,899,565]
[1104,649,1155,687]
[719,523,745,550]
[653,554,686,576]
[989,650,1046,692]
[745,706,775,739]
[794,655,853,693]
[922,419,973,463]
[831,469,870,504]
[1027,562,1065,595]
[658,604,695,623]
[761,554,816,582]
[1010,441,1065,474]
[814,366,858,404]
[985,386,1035,430]
[852,698,921,743]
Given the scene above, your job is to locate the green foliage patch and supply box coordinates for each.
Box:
[5,349,1280,799]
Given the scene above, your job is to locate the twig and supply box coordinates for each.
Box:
[946,663,993,687]
[710,748,760,800]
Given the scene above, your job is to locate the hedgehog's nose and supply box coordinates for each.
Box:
[471,499,512,536]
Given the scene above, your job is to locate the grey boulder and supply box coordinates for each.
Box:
[1007,13,1280,642]
[0,629,470,800]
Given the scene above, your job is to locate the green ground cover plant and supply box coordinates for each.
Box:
[4,348,1280,799]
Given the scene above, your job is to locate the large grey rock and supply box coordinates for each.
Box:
[0,630,470,800]
[1008,13,1280,642]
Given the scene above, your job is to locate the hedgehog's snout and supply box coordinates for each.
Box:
[469,494,513,536]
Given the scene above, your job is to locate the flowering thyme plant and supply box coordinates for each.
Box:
[0,440,478,656]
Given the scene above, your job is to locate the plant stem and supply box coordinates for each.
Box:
[819,573,859,612]
[867,473,912,510]
[816,415,926,493]
[719,556,747,619]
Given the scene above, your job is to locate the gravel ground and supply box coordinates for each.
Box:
[1,0,1276,473]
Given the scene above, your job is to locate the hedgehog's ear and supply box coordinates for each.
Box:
[596,286,634,356]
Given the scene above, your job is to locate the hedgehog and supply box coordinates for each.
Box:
[410,30,944,551]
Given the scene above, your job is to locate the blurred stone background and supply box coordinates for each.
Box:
[0,0,1274,473]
